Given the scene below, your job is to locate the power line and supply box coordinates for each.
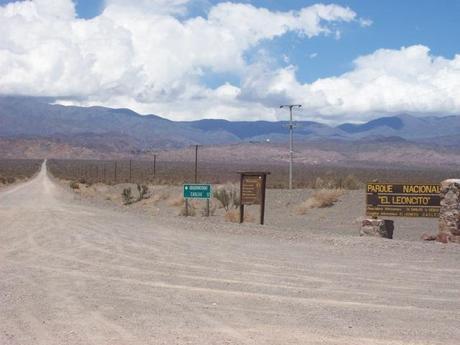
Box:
[280,104,302,190]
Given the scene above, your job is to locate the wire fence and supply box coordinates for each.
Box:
[46,158,460,189]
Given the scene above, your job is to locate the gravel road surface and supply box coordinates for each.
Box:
[1,162,459,345]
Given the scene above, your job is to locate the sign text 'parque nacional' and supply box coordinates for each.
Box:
[366,183,441,218]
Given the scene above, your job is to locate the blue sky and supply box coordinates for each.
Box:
[1,0,460,122]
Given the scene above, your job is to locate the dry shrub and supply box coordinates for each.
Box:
[179,203,196,216]
[213,184,240,210]
[69,180,80,190]
[201,202,217,216]
[168,195,184,207]
[224,209,255,223]
[314,177,325,189]
[341,174,362,190]
[151,190,170,204]
[296,189,344,215]
[122,187,135,205]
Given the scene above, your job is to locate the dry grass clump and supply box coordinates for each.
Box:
[168,195,184,207]
[179,203,196,216]
[69,180,80,190]
[151,190,170,204]
[296,189,344,215]
[0,176,16,185]
[224,209,255,223]
[201,202,217,216]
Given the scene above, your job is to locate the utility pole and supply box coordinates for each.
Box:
[280,104,302,190]
[194,145,200,183]
[129,159,132,183]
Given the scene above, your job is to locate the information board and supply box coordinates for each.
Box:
[241,175,262,205]
[238,172,269,225]
[366,183,441,218]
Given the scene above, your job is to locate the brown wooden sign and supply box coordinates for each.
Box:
[241,175,262,205]
[239,172,269,225]
[366,183,441,218]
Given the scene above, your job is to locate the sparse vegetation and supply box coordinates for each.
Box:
[0,159,42,186]
[341,174,362,190]
[224,209,255,223]
[213,184,240,211]
[47,158,458,189]
[69,181,80,190]
[296,189,344,215]
[201,202,217,216]
[179,202,196,216]
[121,184,150,205]
[168,195,184,207]
[122,187,135,205]
[136,184,150,201]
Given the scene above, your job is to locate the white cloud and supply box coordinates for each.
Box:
[104,0,192,15]
[10,0,453,124]
[287,45,460,123]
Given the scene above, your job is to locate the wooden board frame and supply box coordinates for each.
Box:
[238,172,270,225]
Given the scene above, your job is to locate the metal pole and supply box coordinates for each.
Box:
[153,154,157,178]
[114,161,117,183]
[129,159,132,183]
[289,107,293,190]
[280,104,302,190]
[194,145,198,183]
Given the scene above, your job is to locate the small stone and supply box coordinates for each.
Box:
[421,233,436,241]
[360,219,393,239]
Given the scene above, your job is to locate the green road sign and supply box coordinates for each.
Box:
[183,184,212,199]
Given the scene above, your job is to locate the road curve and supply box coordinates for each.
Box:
[0,162,459,345]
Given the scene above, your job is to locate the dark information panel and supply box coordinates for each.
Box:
[366,183,441,218]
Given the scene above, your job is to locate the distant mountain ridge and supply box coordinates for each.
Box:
[1,96,460,152]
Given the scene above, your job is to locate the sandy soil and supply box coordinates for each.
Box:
[1,162,459,345]
[71,182,438,242]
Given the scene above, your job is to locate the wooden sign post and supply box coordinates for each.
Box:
[238,172,270,225]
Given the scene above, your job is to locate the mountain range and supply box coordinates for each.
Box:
[0,96,459,162]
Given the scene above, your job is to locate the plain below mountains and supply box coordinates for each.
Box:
[0,96,459,166]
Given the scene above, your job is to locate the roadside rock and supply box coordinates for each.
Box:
[360,219,394,239]
[439,179,460,238]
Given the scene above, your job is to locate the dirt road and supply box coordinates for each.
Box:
[1,162,459,345]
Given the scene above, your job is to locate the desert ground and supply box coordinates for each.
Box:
[1,162,459,345]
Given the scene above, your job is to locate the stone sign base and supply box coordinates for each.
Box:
[439,179,460,237]
[360,219,394,239]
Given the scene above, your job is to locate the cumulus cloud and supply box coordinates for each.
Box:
[259,45,460,123]
[5,0,454,123]
[104,0,192,15]
[0,0,362,121]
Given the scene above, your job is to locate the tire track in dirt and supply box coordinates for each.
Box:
[1,162,460,345]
